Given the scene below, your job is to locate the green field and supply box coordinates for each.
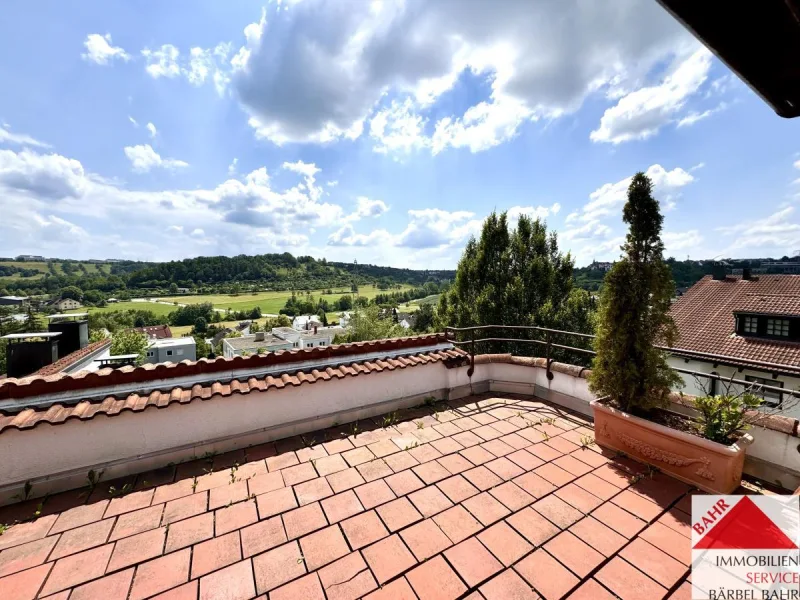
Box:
[0,260,111,281]
[160,285,410,315]
[70,301,179,317]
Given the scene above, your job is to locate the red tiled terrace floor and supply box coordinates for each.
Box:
[0,393,700,599]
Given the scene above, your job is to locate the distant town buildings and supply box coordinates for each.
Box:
[144,337,197,364]
[46,298,82,312]
[222,321,345,358]
[588,261,613,272]
[134,324,173,339]
[15,255,46,261]
[0,296,30,308]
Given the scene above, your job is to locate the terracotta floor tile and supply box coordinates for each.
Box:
[408,486,453,518]
[294,477,334,506]
[39,544,113,596]
[321,490,364,524]
[593,463,633,489]
[544,531,604,578]
[256,487,297,520]
[266,452,299,472]
[474,424,504,441]
[281,462,317,486]
[191,532,242,579]
[620,538,687,587]
[430,436,464,456]
[271,572,325,600]
[490,481,535,512]
[592,502,646,538]
[107,526,166,571]
[437,453,474,476]
[657,507,691,538]
[532,495,583,529]
[445,536,502,587]
[452,430,483,447]
[282,502,327,540]
[463,491,511,526]
[69,568,133,600]
[437,475,480,504]
[191,470,233,495]
[240,516,287,558]
[49,503,107,536]
[571,447,609,469]
[513,472,556,499]
[406,554,467,600]
[526,441,562,462]
[358,459,394,482]
[343,446,376,467]
[480,569,540,600]
[0,535,58,578]
[49,518,112,562]
[383,451,419,473]
[323,438,355,455]
[208,481,249,510]
[668,581,693,600]
[0,563,53,599]
[499,432,531,450]
[545,437,580,455]
[368,438,401,459]
[318,552,377,600]
[533,463,575,488]
[362,577,416,600]
[516,548,579,600]
[362,534,417,584]
[247,471,284,496]
[567,579,617,600]
[341,510,389,549]
[569,516,627,557]
[313,454,349,477]
[573,473,619,501]
[506,507,559,547]
[162,491,207,525]
[485,456,525,481]
[296,444,328,464]
[149,580,197,600]
[400,518,451,561]
[327,467,367,493]
[553,455,593,478]
[299,524,349,571]
[128,549,190,600]
[595,556,667,600]
[629,474,689,508]
[235,459,268,480]
[215,499,258,535]
[460,445,496,466]
[612,489,663,522]
[385,470,425,496]
[165,512,214,552]
[355,479,396,509]
[199,559,255,600]
[451,416,482,432]
[104,489,154,519]
[109,504,163,541]
[433,505,483,544]
[411,460,451,485]
[407,443,441,465]
[481,439,516,458]
[555,483,603,514]
[376,497,422,532]
[252,540,306,594]
[478,521,533,567]
[463,465,503,491]
[640,521,691,565]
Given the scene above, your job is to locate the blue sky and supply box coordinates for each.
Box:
[1,0,799,268]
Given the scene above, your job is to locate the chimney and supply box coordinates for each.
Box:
[711,263,727,281]
[314,325,318,334]
[255,331,265,342]
[742,267,752,280]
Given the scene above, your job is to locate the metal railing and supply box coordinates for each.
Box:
[444,324,799,407]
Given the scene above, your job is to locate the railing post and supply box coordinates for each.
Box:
[467,329,475,378]
[545,330,554,381]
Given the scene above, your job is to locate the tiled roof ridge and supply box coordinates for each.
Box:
[30,339,112,377]
[0,347,467,433]
[0,334,449,401]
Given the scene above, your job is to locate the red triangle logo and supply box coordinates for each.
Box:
[694,497,797,550]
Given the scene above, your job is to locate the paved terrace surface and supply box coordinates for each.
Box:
[0,393,703,600]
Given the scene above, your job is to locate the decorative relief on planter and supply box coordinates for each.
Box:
[601,422,715,481]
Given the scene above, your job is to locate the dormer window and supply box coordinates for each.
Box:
[767,318,790,337]
[743,316,758,334]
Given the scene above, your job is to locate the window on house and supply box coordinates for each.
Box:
[166,350,173,356]
[743,316,758,334]
[745,375,783,407]
[766,319,790,337]
[146,351,154,358]
[177,349,183,356]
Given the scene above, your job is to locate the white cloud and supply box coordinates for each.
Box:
[167,225,184,233]
[590,48,712,144]
[353,196,389,219]
[123,144,189,173]
[327,224,394,247]
[717,207,800,251]
[326,180,339,187]
[190,228,205,237]
[82,34,130,65]
[228,158,238,175]
[0,125,50,149]
[141,44,181,79]
[507,203,561,223]
[561,220,612,242]
[128,116,138,128]
[663,230,703,252]
[231,0,694,147]
[794,159,800,171]
[677,102,727,128]
[146,122,157,138]
[0,149,87,199]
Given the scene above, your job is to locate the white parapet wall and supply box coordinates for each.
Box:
[1,354,798,505]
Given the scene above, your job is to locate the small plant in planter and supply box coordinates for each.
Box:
[588,172,755,493]
[694,393,761,444]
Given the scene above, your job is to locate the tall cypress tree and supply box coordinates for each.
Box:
[589,173,680,413]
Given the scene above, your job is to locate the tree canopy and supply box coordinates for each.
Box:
[110,329,149,365]
[589,172,680,413]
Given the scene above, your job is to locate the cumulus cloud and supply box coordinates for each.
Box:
[82,34,130,65]
[717,207,800,251]
[327,224,394,247]
[141,44,181,78]
[506,203,561,224]
[663,230,703,252]
[590,48,712,144]
[676,102,727,128]
[228,158,238,175]
[352,197,389,219]
[123,144,189,173]
[230,0,694,148]
[0,125,50,149]
[0,149,87,199]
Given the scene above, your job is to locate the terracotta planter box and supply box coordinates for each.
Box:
[591,398,753,494]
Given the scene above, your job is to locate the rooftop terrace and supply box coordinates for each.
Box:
[1,391,704,600]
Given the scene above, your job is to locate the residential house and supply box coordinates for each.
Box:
[292,314,322,331]
[224,325,345,357]
[338,311,352,328]
[0,296,30,308]
[134,324,173,339]
[669,273,800,415]
[143,337,196,364]
[46,298,82,312]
